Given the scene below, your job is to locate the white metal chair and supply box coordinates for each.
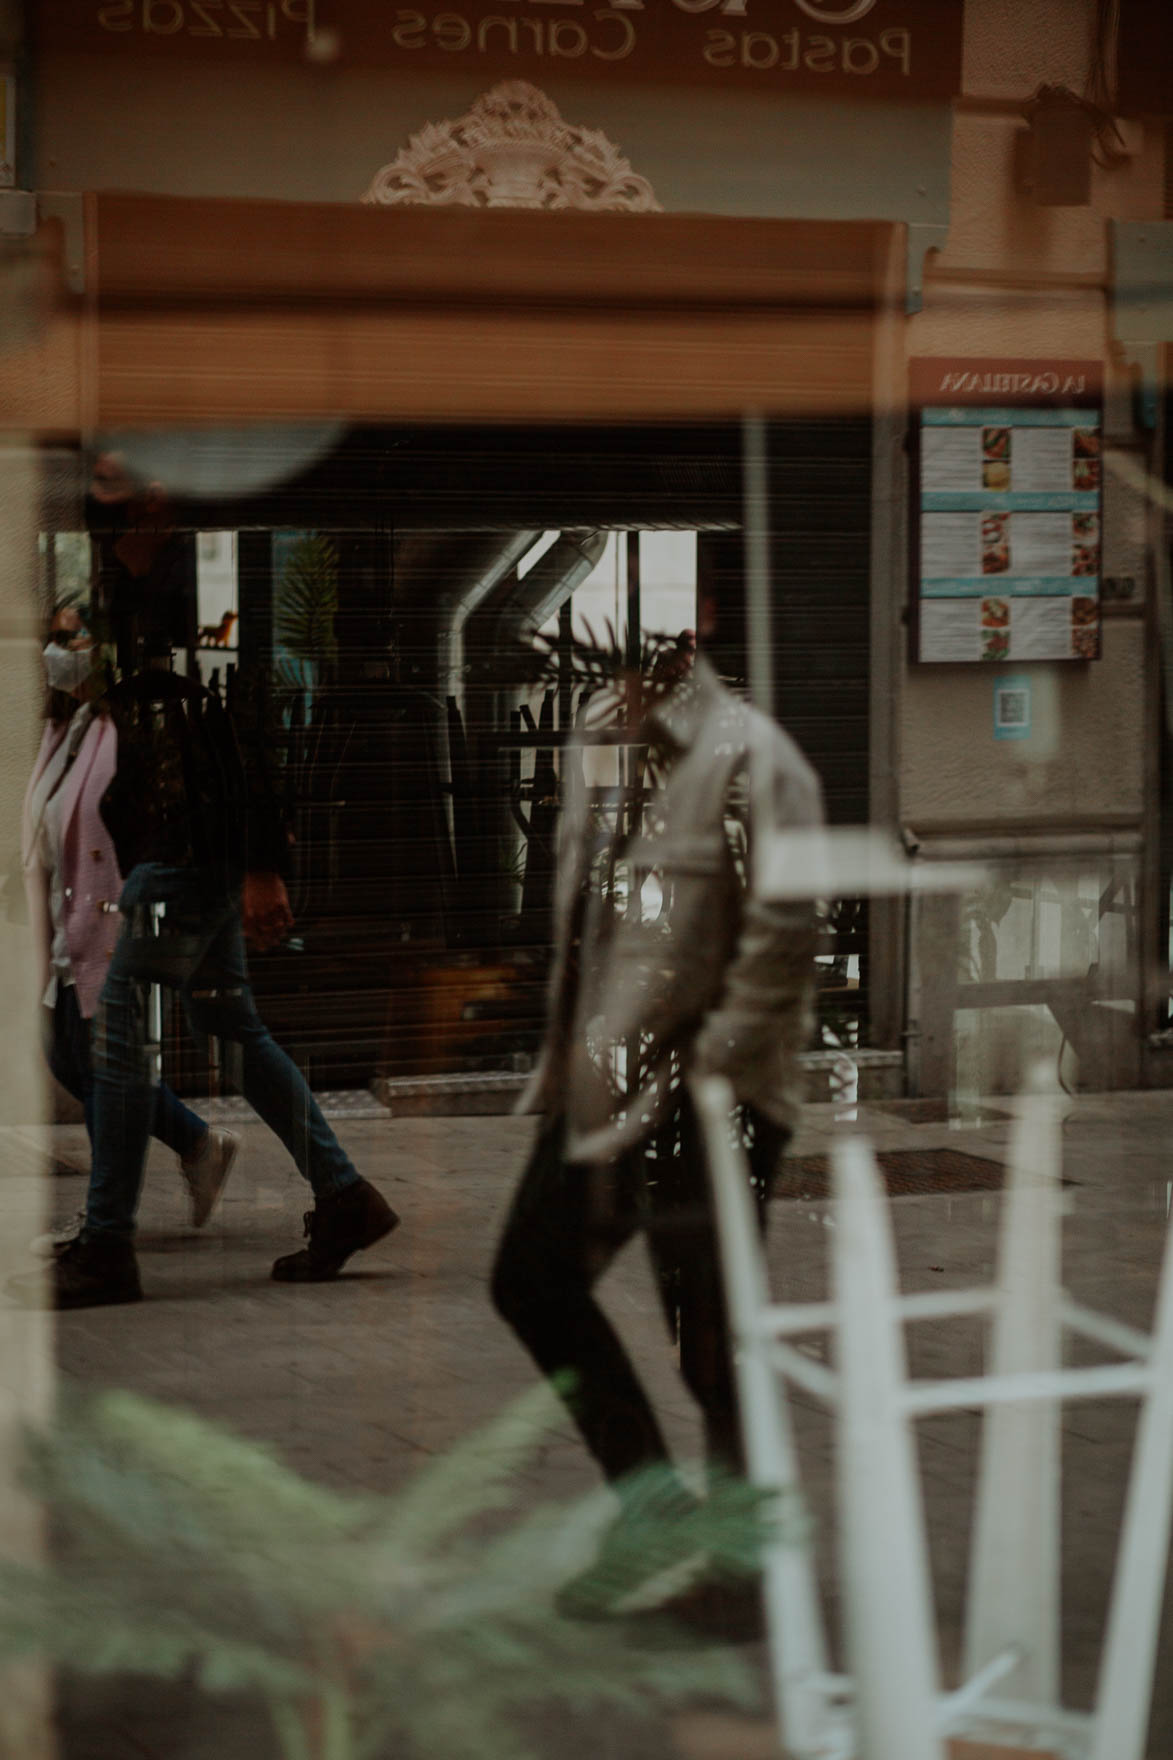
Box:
[691,1066,1173,1760]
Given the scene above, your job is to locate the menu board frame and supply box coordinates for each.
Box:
[909,357,1104,667]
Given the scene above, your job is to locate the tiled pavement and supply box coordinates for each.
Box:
[10,1089,1173,1758]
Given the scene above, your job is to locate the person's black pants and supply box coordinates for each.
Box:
[490,1095,785,1486]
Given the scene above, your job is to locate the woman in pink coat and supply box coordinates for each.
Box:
[23,609,238,1250]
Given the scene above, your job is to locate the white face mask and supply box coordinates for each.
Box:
[43,637,94,696]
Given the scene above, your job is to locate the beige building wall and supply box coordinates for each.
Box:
[35,51,950,224]
[902,0,1162,836]
[900,0,1164,1093]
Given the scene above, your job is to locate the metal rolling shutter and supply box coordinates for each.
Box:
[69,196,886,1091]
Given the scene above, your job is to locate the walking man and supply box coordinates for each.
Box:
[492,617,822,1508]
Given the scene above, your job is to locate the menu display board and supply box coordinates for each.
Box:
[910,359,1103,665]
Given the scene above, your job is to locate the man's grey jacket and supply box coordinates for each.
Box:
[517,655,825,1163]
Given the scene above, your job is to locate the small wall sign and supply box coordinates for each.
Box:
[993,674,1032,742]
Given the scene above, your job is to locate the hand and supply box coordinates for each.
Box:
[241,871,294,952]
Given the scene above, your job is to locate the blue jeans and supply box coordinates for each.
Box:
[88,863,359,1241]
[46,981,207,1162]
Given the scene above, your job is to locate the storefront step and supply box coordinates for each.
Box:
[371,1050,904,1117]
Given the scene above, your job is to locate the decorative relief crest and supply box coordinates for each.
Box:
[361,81,661,212]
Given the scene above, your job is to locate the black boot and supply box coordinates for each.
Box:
[271,1177,399,1283]
[9,1234,143,1310]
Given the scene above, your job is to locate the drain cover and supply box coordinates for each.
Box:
[777,1147,1006,1201]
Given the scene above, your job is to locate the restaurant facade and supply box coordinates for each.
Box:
[2,0,1172,1112]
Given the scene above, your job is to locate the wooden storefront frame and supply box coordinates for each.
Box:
[0,193,899,433]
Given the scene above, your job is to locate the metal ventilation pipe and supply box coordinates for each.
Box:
[394,529,544,705]
[461,529,608,938]
[465,528,608,708]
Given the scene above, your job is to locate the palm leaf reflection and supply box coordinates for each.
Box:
[0,1381,797,1760]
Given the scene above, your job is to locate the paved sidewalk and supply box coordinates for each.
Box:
[11,1089,1173,1757]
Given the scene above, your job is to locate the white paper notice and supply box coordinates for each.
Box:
[1010,513,1074,576]
[1010,597,1072,659]
[920,600,980,662]
[922,428,982,493]
[1010,427,1074,493]
[922,513,980,579]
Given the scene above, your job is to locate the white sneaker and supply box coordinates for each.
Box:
[180,1127,241,1228]
[30,1208,85,1259]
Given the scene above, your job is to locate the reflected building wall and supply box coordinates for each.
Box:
[9,0,1173,1099]
[902,1,1162,1096]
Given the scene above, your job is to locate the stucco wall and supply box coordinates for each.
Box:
[901,618,1145,830]
[962,0,1097,97]
[901,2,1164,835]
[35,52,951,225]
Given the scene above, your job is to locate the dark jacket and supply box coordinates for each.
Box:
[99,669,288,887]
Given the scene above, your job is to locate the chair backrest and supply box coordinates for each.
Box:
[696,1079,835,1760]
[692,1069,1173,1760]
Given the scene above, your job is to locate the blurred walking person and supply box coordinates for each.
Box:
[22,606,238,1261]
[492,608,822,1526]
[17,456,399,1309]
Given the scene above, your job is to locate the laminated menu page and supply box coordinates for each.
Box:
[910,359,1103,664]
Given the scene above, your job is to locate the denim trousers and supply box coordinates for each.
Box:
[491,1094,786,1485]
[88,862,359,1240]
[46,981,206,1162]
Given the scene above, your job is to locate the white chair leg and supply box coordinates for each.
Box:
[832,1135,943,1760]
[1087,1191,1173,1760]
[691,1076,831,1760]
[963,1062,1063,1705]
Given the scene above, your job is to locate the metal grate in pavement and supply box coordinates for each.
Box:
[196,1090,391,1123]
[776,1147,1006,1202]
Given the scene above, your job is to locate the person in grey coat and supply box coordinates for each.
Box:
[491,626,823,1510]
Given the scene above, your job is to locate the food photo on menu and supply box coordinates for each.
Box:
[1072,618,1101,660]
[1072,596,1101,659]
[981,511,1010,573]
[980,595,1011,660]
[981,426,1011,492]
[1072,429,1101,493]
[1072,511,1100,578]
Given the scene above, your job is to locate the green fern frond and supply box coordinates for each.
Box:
[2,1381,793,1760]
[368,1376,571,1561]
[274,533,339,671]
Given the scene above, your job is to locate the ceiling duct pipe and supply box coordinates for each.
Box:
[472,526,608,737]
[394,529,544,704]
[460,529,607,938]
[467,528,608,688]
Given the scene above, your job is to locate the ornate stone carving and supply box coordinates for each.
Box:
[361,81,661,212]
